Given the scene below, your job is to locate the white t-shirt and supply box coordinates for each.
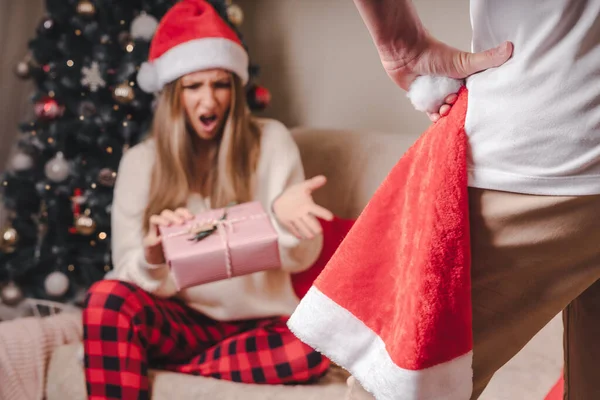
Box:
[466,0,600,195]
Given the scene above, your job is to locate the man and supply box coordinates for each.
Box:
[352,0,600,398]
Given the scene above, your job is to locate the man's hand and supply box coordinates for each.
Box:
[382,36,513,91]
[353,0,513,90]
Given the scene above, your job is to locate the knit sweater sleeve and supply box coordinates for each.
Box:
[108,141,178,298]
[254,119,324,273]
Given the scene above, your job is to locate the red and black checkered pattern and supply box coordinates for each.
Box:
[83,280,330,400]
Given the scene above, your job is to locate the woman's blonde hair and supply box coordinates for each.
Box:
[142,73,261,232]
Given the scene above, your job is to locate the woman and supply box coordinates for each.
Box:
[83,1,333,398]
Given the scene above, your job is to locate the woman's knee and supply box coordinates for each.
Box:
[274,329,331,383]
[83,279,145,323]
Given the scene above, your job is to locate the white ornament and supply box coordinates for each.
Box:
[406,76,463,114]
[45,152,70,183]
[81,62,106,92]
[0,282,24,306]
[11,152,34,171]
[44,271,70,297]
[131,13,159,41]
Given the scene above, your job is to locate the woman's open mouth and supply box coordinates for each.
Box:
[199,114,218,132]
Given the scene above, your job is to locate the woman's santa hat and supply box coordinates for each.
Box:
[137,0,249,93]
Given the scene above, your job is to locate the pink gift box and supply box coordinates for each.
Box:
[158,201,282,290]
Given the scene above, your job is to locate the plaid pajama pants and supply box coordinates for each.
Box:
[83,280,330,400]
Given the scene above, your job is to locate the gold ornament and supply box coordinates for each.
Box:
[113,82,135,105]
[227,4,244,26]
[0,227,18,253]
[77,0,96,17]
[124,40,135,53]
[75,213,97,236]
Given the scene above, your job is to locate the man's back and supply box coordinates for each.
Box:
[466,0,600,196]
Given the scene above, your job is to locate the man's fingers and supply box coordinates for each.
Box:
[445,93,458,104]
[439,104,451,117]
[459,41,513,77]
[429,112,440,122]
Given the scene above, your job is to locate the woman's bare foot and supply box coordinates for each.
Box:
[345,376,375,400]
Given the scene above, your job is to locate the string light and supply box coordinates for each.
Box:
[91,183,97,189]
[98,232,107,240]
[106,147,113,154]
[68,265,75,272]
[67,60,74,67]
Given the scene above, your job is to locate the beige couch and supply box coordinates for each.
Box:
[45,127,418,400]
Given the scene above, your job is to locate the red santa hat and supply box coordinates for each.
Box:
[136,0,249,93]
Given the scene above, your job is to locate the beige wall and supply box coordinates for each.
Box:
[237,0,472,135]
[0,0,45,172]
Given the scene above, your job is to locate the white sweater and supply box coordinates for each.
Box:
[466,0,600,195]
[108,118,323,321]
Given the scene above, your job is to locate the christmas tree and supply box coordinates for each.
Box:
[0,0,270,307]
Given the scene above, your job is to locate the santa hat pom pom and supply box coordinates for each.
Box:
[137,62,160,93]
[407,76,463,113]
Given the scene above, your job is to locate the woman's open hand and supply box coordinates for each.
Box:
[272,175,334,240]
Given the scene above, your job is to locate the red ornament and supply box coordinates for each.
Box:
[248,85,271,111]
[69,188,84,234]
[34,96,64,120]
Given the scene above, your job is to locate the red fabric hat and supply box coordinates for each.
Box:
[136,0,249,93]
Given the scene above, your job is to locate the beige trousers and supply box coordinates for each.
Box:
[347,188,600,400]
[469,188,600,399]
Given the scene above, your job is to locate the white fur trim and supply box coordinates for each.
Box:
[137,62,161,93]
[137,38,249,93]
[288,286,473,400]
[407,76,463,113]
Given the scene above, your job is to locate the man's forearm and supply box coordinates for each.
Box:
[353,0,427,64]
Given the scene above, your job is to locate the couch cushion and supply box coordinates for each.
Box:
[292,128,418,219]
[46,343,350,400]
